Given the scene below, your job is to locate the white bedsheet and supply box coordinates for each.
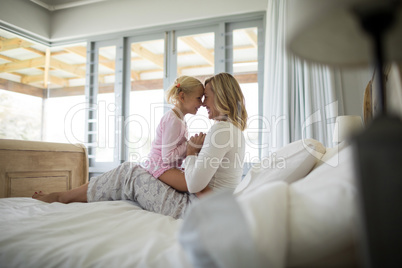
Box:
[0,198,191,268]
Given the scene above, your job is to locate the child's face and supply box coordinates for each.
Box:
[182,85,204,115]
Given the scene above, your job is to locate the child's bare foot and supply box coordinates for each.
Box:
[32,191,60,203]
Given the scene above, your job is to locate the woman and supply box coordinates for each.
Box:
[33,73,248,219]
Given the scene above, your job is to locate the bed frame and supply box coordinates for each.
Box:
[0,139,88,198]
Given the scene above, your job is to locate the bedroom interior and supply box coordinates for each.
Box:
[287,0,402,266]
[1,0,402,267]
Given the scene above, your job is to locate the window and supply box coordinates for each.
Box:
[1,13,265,175]
[77,19,264,174]
[44,95,86,143]
[176,31,215,137]
[44,43,87,144]
[95,45,117,162]
[127,37,165,162]
[0,28,87,144]
[232,26,260,162]
[85,40,124,171]
[0,89,42,140]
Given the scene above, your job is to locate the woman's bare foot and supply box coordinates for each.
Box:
[32,191,61,203]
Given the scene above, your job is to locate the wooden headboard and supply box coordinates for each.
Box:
[363,63,402,125]
[0,139,88,198]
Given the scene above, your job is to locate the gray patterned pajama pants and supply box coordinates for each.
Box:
[87,162,197,219]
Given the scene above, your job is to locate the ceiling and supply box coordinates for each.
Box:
[30,0,108,11]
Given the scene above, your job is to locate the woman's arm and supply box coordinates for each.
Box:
[184,123,232,193]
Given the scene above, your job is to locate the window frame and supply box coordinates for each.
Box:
[85,38,125,173]
[226,19,265,160]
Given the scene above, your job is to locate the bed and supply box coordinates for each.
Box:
[5,64,402,268]
[0,135,362,268]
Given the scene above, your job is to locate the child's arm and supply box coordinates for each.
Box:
[160,116,187,164]
[158,133,205,193]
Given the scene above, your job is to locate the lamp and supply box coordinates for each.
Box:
[287,0,402,266]
[288,0,402,113]
[332,115,363,143]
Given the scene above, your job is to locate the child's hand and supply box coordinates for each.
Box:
[186,132,206,156]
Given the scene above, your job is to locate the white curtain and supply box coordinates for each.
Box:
[262,0,344,156]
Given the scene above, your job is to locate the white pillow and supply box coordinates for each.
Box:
[287,145,359,266]
[312,140,348,169]
[178,191,264,268]
[236,181,289,268]
[234,139,325,196]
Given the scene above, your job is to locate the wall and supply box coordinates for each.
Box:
[0,0,50,41]
[0,0,267,42]
[50,0,267,42]
[340,67,372,118]
[340,64,402,122]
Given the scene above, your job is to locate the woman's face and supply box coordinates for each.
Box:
[203,83,220,120]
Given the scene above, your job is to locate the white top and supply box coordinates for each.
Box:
[184,121,245,193]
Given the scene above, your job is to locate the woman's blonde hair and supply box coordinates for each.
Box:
[166,76,203,105]
[204,73,248,131]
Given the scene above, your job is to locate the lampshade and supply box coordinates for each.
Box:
[332,115,363,142]
[287,0,402,66]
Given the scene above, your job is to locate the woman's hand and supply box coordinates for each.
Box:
[186,132,206,156]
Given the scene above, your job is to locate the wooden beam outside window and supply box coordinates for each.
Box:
[0,78,45,98]
[180,37,214,66]
[0,38,32,52]
[0,57,45,73]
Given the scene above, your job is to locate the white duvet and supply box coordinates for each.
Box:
[0,198,191,268]
[0,140,359,268]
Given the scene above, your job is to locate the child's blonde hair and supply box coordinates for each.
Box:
[204,73,248,131]
[166,76,203,105]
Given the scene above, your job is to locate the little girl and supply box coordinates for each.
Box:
[142,76,204,189]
